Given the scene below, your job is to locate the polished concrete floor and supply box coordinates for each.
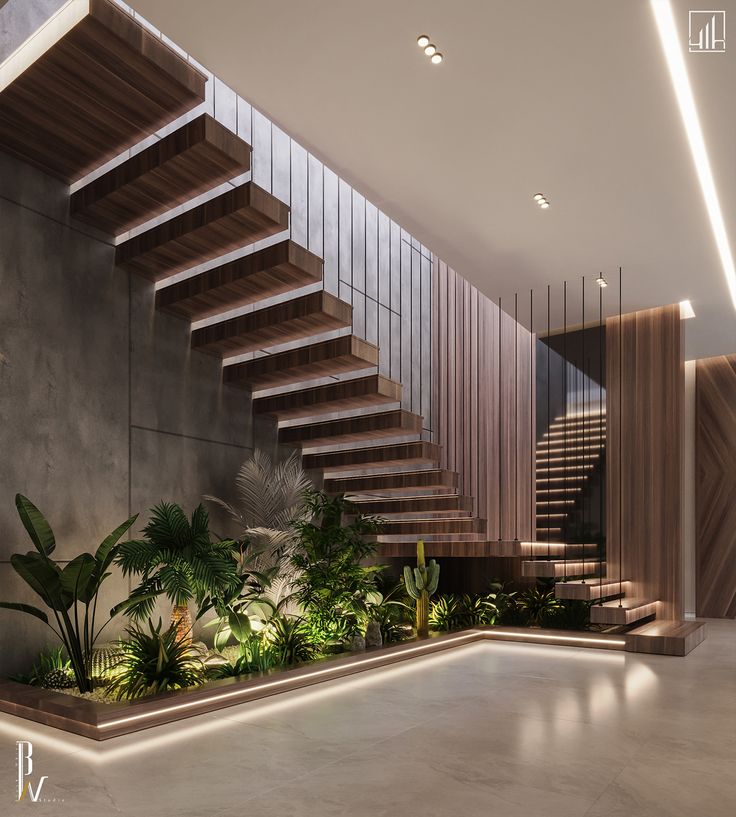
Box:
[1,619,734,816]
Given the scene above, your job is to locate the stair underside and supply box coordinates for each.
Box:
[253,375,401,421]
[378,517,486,535]
[280,409,422,449]
[522,560,605,579]
[378,541,498,558]
[0,0,206,182]
[116,182,289,280]
[192,291,352,357]
[223,336,378,391]
[71,114,251,234]
[555,579,631,601]
[302,440,439,472]
[351,494,472,515]
[325,469,458,494]
[590,599,659,626]
[155,240,323,321]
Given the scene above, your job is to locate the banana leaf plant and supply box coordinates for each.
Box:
[0,495,139,693]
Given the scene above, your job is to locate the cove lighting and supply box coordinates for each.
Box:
[651,0,736,311]
[679,299,696,319]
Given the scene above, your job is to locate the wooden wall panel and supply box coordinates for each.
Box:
[695,354,736,618]
[432,260,535,540]
[606,304,683,620]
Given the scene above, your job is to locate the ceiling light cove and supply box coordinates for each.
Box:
[651,0,736,312]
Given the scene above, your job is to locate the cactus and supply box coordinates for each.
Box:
[403,540,440,639]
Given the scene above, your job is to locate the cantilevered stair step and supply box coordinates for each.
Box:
[520,542,599,558]
[253,375,401,421]
[379,517,486,536]
[279,410,422,449]
[324,469,459,495]
[71,114,251,235]
[351,494,474,516]
[521,560,604,579]
[223,336,378,391]
[302,441,440,473]
[555,579,632,602]
[192,292,351,357]
[116,182,289,280]
[156,240,323,321]
[0,0,206,182]
[590,599,659,626]
[379,541,493,558]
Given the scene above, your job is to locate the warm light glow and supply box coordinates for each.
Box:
[596,275,608,288]
[679,299,696,319]
[539,201,550,209]
[533,193,545,201]
[651,0,736,311]
[489,630,625,648]
[431,52,443,64]
[424,43,437,56]
[417,34,430,48]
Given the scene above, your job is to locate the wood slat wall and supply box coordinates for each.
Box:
[432,260,535,541]
[606,304,683,620]
[695,354,736,618]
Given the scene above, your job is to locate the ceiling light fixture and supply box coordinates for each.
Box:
[533,193,545,201]
[431,52,443,64]
[424,43,437,56]
[651,0,736,311]
[539,201,550,209]
[679,299,696,319]
[534,192,550,209]
[417,34,430,48]
[596,275,608,288]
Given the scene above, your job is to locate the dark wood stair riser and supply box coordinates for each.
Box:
[115,182,289,280]
[253,375,401,421]
[223,336,378,391]
[0,0,206,182]
[70,114,251,234]
[156,240,323,321]
[279,410,422,449]
[379,518,486,535]
[191,292,352,357]
[302,441,440,472]
[325,470,459,494]
[351,495,473,515]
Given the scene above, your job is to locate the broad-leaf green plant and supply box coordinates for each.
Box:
[0,495,137,692]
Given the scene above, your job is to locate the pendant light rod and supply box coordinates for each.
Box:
[498,296,503,543]
[514,292,519,542]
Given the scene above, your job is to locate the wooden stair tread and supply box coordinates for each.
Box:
[624,620,706,656]
[279,409,422,449]
[0,0,206,182]
[590,599,659,626]
[379,541,495,558]
[156,240,323,321]
[521,560,605,578]
[70,114,250,234]
[253,375,401,421]
[555,579,631,601]
[324,469,458,494]
[192,291,351,357]
[115,182,289,280]
[351,495,473,514]
[223,336,378,391]
[302,441,440,472]
[379,517,486,535]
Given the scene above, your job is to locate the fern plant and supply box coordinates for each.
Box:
[115,502,241,643]
[106,619,205,700]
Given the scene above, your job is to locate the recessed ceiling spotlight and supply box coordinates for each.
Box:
[679,299,696,319]
[533,193,545,201]
[417,34,430,48]
[431,52,443,64]
[595,275,608,288]
[424,43,437,56]
[539,200,550,209]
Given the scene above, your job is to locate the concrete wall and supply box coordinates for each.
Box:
[0,151,260,675]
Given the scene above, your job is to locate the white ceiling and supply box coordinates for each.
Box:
[132,0,736,359]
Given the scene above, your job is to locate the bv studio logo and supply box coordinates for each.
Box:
[16,741,48,803]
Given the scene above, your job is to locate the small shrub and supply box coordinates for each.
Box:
[429,595,461,631]
[267,616,317,665]
[11,646,75,689]
[518,587,560,627]
[106,619,205,700]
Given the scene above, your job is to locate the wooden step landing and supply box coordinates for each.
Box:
[192,291,351,357]
[324,469,458,495]
[116,182,289,280]
[380,541,497,558]
[302,441,440,473]
[378,517,486,536]
[280,410,422,449]
[521,560,604,579]
[156,241,323,321]
[0,0,206,182]
[352,494,473,516]
[555,579,632,601]
[223,336,378,391]
[590,599,659,626]
[625,620,706,656]
[253,375,400,421]
[71,114,250,234]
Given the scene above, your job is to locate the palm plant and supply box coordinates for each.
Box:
[106,619,205,700]
[0,494,137,692]
[115,502,241,643]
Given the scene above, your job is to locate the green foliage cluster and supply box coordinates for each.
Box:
[11,645,74,689]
